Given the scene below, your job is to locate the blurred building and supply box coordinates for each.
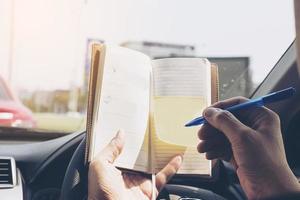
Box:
[207,57,252,100]
[121,41,196,58]
[30,90,69,113]
[122,41,252,99]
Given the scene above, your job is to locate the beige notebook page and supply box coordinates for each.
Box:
[151,58,211,175]
[90,45,151,172]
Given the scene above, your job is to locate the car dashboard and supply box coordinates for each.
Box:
[0,129,245,200]
[0,131,84,200]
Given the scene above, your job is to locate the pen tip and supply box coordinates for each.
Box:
[185,123,191,127]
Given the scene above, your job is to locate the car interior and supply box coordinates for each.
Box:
[0,39,299,200]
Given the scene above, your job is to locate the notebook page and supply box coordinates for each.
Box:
[151,58,211,175]
[151,124,210,175]
[133,125,150,172]
[152,58,211,98]
[90,46,151,172]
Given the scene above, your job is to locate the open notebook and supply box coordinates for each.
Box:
[86,43,219,176]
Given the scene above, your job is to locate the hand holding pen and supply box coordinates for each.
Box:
[195,88,300,199]
[186,87,296,127]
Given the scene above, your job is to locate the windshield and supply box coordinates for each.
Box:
[0,78,12,101]
[0,0,295,135]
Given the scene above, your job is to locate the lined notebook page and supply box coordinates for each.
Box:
[151,58,211,175]
[91,46,151,172]
[151,125,210,175]
[152,58,211,98]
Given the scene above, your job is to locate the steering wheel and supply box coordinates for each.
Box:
[60,137,226,200]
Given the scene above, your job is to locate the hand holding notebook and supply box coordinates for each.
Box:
[88,130,182,200]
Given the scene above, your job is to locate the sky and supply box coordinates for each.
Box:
[0,0,296,92]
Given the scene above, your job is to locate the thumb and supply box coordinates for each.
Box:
[156,155,182,192]
[100,130,125,164]
[203,107,251,144]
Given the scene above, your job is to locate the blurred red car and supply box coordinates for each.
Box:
[0,76,36,128]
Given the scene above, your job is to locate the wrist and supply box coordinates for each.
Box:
[252,165,300,200]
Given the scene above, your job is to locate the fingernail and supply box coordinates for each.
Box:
[204,107,216,118]
[175,155,183,164]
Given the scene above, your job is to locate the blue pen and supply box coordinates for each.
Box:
[185,87,296,127]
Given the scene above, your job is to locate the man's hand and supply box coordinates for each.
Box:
[197,97,300,200]
[88,130,182,200]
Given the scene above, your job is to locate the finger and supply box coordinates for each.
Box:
[198,123,221,140]
[197,136,229,153]
[210,97,268,125]
[211,97,250,119]
[205,150,226,160]
[99,130,125,164]
[211,96,248,109]
[253,108,280,131]
[203,107,252,144]
[156,155,182,191]
[206,145,233,161]
[198,97,248,141]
